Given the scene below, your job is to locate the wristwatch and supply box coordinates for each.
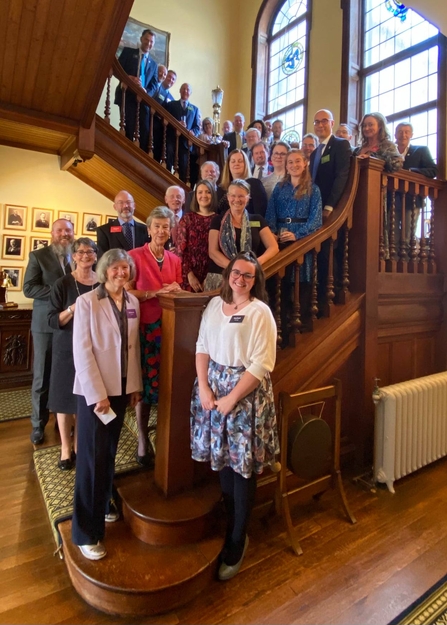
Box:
[67,306,73,315]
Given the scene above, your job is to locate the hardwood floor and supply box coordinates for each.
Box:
[2,415,447,625]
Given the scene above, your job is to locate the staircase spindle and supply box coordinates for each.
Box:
[133,98,141,146]
[408,195,418,273]
[119,86,127,134]
[292,261,302,338]
[324,238,335,317]
[148,109,154,157]
[161,120,168,167]
[386,188,397,272]
[309,250,318,331]
[418,199,428,274]
[379,183,386,271]
[274,274,282,349]
[338,225,350,305]
[428,195,437,274]
[104,73,111,123]
[185,138,191,186]
[397,188,407,273]
[174,131,180,177]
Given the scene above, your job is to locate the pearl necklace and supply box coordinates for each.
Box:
[148,245,164,263]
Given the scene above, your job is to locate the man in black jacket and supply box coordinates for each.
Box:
[24,219,75,444]
[96,190,149,258]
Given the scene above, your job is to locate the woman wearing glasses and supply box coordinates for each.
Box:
[48,238,99,470]
[191,251,279,581]
[354,112,403,173]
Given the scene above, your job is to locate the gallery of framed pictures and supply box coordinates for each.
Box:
[0,204,111,263]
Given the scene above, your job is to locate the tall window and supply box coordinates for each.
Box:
[361,0,439,157]
[266,0,310,144]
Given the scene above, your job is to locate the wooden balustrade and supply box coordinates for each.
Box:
[101,59,226,185]
[379,167,443,274]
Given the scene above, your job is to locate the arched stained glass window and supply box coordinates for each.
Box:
[361,1,439,158]
[267,0,310,143]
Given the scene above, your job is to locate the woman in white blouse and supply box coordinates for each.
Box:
[190,251,279,581]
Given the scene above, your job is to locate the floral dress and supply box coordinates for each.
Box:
[176,212,214,291]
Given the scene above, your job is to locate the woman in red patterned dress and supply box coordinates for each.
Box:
[176,179,217,292]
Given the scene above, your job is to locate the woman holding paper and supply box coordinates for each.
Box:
[71,249,142,561]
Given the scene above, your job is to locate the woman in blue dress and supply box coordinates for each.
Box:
[265,149,322,339]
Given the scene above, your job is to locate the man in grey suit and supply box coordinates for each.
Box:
[24,219,75,444]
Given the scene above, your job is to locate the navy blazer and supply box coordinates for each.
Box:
[114,47,158,106]
[165,99,200,149]
[223,131,246,153]
[96,220,149,259]
[153,85,174,106]
[310,135,352,208]
[23,245,70,333]
[403,145,437,178]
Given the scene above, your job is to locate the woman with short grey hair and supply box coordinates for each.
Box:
[127,206,182,466]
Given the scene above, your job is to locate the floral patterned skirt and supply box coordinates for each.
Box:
[140,320,162,405]
[190,359,279,478]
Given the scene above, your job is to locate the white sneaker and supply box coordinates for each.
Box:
[105,510,119,523]
[78,542,107,560]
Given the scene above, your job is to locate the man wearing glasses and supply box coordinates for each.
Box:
[310,109,351,219]
[96,190,149,258]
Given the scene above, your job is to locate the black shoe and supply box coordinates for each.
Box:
[58,455,74,471]
[135,451,154,468]
[30,427,44,445]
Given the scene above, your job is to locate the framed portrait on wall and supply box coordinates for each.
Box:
[32,208,53,232]
[30,237,51,251]
[2,235,25,260]
[1,267,23,291]
[118,17,170,67]
[58,211,78,233]
[3,205,27,231]
[82,213,101,235]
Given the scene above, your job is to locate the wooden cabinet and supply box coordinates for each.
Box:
[0,305,33,390]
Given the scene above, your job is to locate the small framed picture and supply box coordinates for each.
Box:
[30,237,51,251]
[82,213,101,235]
[106,215,117,224]
[58,211,78,234]
[2,235,25,260]
[32,208,53,232]
[3,205,27,231]
[1,267,23,291]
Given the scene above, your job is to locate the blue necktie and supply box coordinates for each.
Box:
[312,143,325,181]
[140,55,146,82]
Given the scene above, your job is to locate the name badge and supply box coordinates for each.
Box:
[249,221,261,227]
[321,154,331,164]
[110,226,122,233]
[230,315,245,323]
[126,309,137,319]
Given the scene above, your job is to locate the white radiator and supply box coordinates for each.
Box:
[373,372,447,493]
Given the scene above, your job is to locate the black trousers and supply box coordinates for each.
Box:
[71,385,127,545]
[30,331,52,429]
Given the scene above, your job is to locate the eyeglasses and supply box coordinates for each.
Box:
[115,201,135,206]
[76,250,96,256]
[313,118,332,126]
[273,151,288,157]
[230,269,255,280]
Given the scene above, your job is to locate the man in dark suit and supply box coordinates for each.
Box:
[310,109,351,307]
[23,218,75,444]
[394,122,437,241]
[114,29,159,153]
[223,112,246,152]
[96,190,149,258]
[165,83,201,186]
[152,69,178,162]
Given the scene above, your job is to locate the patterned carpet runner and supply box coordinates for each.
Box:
[0,388,32,422]
[34,406,157,546]
[389,573,447,625]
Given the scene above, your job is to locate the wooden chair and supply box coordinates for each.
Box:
[276,379,356,556]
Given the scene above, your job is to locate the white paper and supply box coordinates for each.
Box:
[94,406,117,424]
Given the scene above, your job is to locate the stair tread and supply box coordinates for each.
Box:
[118,472,221,522]
[59,519,222,592]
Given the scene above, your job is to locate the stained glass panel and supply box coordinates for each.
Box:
[272,0,307,36]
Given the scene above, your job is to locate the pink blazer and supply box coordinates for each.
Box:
[73,289,142,406]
